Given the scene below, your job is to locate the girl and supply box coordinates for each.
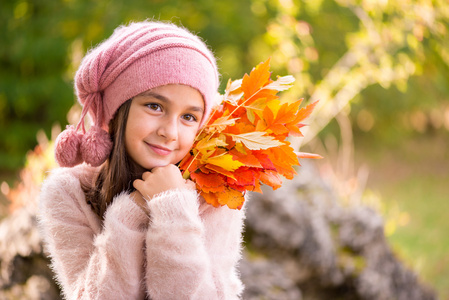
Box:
[39,21,246,300]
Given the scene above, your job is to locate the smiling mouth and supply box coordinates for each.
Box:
[146,143,172,156]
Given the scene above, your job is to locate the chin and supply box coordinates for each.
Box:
[144,160,171,170]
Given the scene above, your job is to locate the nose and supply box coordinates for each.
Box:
[157,116,178,141]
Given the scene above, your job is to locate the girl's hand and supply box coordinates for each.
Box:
[133,164,195,200]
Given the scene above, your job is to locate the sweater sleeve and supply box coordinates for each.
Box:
[38,167,149,300]
[201,196,247,298]
[144,189,246,300]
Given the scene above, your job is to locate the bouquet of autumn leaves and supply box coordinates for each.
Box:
[179,59,321,210]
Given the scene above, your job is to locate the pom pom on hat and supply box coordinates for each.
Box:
[80,126,113,167]
[55,125,83,167]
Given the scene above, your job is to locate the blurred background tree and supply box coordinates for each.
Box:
[1,0,448,297]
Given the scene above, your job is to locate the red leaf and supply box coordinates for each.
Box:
[259,170,283,190]
[227,167,257,187]
[190,171,226,193]
[252,151,276,170]
[230,149,262,168]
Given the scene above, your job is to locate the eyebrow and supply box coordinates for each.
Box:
[139,91,204,113]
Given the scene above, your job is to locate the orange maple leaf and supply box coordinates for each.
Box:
[190,172,226,193]
[179,59,321,210]
[241,58,272,99]
[259,170,283,190]
[227,167,257,187]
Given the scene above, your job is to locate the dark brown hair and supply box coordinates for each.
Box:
[83,99,142,219]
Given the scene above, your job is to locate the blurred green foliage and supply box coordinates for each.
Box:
[1,0,448,168]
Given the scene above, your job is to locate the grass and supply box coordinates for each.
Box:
[382,175,449,299]
[355,133,449,299]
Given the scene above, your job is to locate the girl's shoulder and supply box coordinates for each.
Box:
[39,164,103,236]
[40,164,99,198]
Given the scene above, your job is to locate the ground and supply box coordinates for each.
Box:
[355,133,449,299]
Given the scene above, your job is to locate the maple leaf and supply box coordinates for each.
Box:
[259,170,283,190]
[201,192,221,208]
[245,98,267,124]
[263,75,295,91]
[231,132,284,150]
[190,172,226,193]
[205,164,237,180]
[206,153,244,171]
[227,167,257,187]
[179,59,321,210]
[230,149,262,168]
[224,79,244,105]
[295,151,324,159]
[202,188,245,210]
[207,116,239,132]
[196,135,228,151]
[241,58,271,98]
[252,151,277,170]
[292,100,319,124]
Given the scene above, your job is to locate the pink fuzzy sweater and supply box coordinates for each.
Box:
[38,165,245,299]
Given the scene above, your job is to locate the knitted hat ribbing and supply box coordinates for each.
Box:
[55,21,219,167]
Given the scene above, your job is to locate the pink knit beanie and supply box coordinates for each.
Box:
[55,21,219,168]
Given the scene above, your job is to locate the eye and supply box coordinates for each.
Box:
[147,103,162,111]
[182,114,198,122]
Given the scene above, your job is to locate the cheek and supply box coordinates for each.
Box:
[178,127,198,151]
[124,118,136,148]
[124,112,147,153]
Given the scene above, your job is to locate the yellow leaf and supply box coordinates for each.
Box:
[197,136,228,151]
[231,132,284,150]
[234,143,247,154]
[245,98,267,123]
[206,153,244,171]
[267,99,281,118]
[245,98,266,111]
[247,109,255,123]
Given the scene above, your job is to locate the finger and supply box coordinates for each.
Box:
[133,179,143,191]
[149,166,163,174]
[165,164,182,177]
[167,164,179,172]
[142,171,152,181]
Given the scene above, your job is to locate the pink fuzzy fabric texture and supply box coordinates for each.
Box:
[76,21,219,129]
[55,21,219,167]
[38,164,245,299]
[54,125,83,167]
[80,126,113,166]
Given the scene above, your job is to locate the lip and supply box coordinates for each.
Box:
[146,143,173,156]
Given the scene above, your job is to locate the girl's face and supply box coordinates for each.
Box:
[125,84,204,171]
